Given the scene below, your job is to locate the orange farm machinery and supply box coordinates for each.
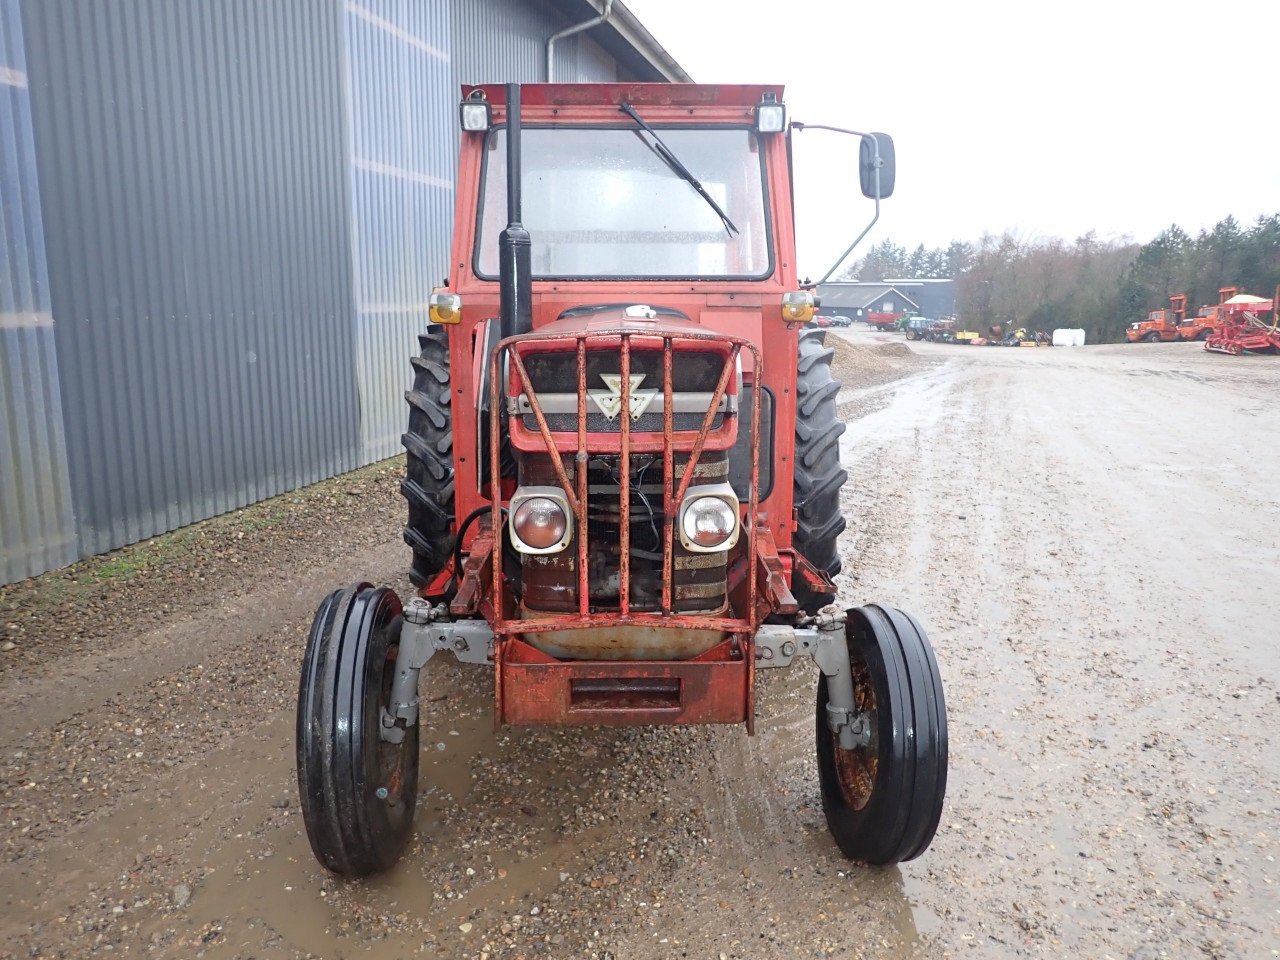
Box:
[1126,294,1186,343]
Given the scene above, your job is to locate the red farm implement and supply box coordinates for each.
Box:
[1204,287,1280,355]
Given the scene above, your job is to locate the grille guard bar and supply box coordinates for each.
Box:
[487,325,764,634]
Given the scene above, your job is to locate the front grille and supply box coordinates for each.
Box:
[519,452,730,614]
[522,349,726,394]
[528,411,723,434]
[494,327,762,631]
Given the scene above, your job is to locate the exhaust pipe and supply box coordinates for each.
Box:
[499,83,533,340]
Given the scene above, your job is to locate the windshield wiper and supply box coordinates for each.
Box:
[619,102,739,237]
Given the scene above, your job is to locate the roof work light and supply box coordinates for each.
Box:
[459,92,491,132]
[755,92,786,133]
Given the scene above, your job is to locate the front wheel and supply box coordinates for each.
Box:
[816,605,947,864]
[297,584,419,876]
[1197,328,1212,341]
[1144,333,1160,343]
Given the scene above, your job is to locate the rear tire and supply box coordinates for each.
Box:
[816,605,947,864]
[401,327,455,587]
[297,584,419,876]
[792,329,848,612]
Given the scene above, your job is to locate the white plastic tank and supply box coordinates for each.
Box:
[1052,328,1087,346]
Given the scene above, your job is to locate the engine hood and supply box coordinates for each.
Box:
[534,303,709,339]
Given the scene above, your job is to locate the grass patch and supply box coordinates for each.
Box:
[1,457,402,618]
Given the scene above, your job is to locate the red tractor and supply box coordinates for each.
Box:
[296,83,947,876]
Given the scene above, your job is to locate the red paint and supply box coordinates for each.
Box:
[432,83,814,731]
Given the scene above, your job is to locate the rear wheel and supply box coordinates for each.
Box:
[402,327,455,586]
[816,605,947,864]
[297,584,419,876]
[792,329,848,612]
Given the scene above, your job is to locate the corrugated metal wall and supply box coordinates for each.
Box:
[350,0,623,461]
[1,0,660,584]
[20,0,362,560]
[0,0,77,583]
[346,0,455,461]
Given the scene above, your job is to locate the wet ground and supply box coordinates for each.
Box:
[2,329,1278,959]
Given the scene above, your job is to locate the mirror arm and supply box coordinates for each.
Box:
[820,189,878,284]
[792,122,883,284]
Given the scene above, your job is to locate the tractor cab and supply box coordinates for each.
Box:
[295,83,947,878]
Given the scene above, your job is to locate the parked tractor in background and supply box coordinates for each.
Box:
[1126,294,1187,343]
[903,316,937,341]
[1205,287,1280,355]
[294,83,947,877]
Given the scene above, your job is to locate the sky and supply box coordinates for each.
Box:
[626,0,1280,279]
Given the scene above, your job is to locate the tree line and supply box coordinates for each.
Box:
[843,214,1280,342]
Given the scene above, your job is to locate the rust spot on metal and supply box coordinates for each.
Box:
[835,659,877,810]
[662,339,674,614]
[619,337,631,616]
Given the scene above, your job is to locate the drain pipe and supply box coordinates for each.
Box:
[547,0,613,82]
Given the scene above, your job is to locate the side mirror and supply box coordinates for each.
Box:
[859,133,895,199]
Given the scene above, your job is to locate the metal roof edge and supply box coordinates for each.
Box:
[582,0,692,82]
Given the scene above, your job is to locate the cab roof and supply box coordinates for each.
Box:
[462,83,785,111]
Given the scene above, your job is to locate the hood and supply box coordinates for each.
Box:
[535,302,707,338]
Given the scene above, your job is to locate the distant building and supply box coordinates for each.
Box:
[819,279,956,319]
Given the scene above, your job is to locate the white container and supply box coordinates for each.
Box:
[1052,328,1087,346]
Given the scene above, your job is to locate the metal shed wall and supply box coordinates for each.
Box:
[19,0,362,561]
[350,0,627,462]
[2,0,668,584]
[0,0,77,583]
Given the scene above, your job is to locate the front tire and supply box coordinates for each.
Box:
[297,584,419,876]
[816,605,947,864]
[792,329,848,612]
[1144,333,1160,343]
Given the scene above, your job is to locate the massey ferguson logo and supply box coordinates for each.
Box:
[589,373,659,421]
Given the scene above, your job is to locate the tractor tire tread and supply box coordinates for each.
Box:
[401,325,455,587]
[792,329,848,610]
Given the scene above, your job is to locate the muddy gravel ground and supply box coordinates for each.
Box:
[3,329,1278,959]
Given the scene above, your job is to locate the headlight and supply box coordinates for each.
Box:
[509,488,572,554]
[679,486,740,552]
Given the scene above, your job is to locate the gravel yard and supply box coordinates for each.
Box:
[2,329,1277,959]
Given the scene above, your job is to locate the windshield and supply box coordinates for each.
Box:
[475,126,772,280]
